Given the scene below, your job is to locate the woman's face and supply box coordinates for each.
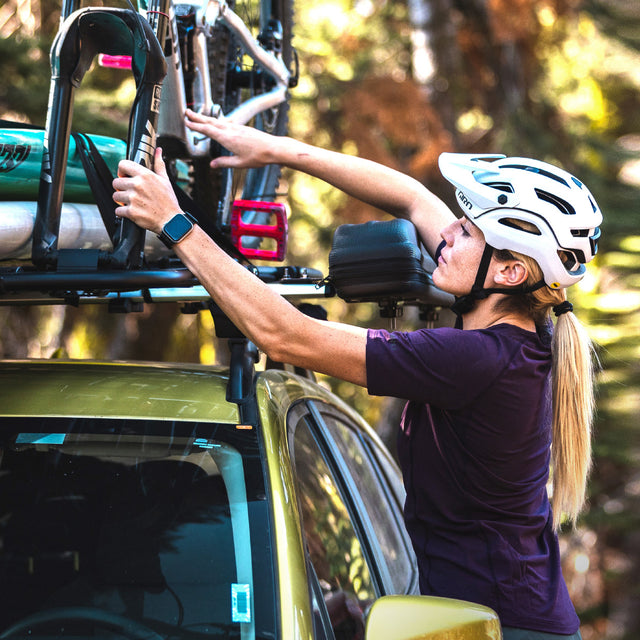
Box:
[432,217,488,296]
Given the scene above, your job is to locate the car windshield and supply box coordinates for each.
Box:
[0,417,276,640]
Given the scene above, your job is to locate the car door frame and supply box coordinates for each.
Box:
[286,397,419,598]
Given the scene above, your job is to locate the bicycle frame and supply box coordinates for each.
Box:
[155,0,291,158]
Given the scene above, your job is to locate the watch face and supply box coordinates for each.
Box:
[164,214,193,243]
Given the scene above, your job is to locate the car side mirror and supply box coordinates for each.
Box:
[365,595,502,640]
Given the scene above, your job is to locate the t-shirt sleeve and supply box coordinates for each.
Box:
[366,327,507,409]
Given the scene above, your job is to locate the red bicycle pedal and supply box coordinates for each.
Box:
[230,200,288,261]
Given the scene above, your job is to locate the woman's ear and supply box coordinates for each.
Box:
[492,259,529,287]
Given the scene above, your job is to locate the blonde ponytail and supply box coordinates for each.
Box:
[494,249,597,530]
[550,300,597,530]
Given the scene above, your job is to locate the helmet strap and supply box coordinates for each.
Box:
[451,244,495,328]
[450,244,545,329]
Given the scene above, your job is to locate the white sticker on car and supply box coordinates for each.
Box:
[231,583,251,623]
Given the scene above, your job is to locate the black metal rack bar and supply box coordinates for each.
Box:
[0,266,329,306]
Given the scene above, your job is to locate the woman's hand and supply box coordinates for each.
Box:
[185,108,279,169]
[112,148,180,235]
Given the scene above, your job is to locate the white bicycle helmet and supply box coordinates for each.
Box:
[438,152,602,289]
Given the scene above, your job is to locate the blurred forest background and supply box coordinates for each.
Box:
[2,0,640,637]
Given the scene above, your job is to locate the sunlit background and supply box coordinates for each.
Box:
[2,0,640,637]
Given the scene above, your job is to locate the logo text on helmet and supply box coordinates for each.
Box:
[457,190,473,210]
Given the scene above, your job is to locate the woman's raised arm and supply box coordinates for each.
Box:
[113,148,369,386]
[185,109,456,256]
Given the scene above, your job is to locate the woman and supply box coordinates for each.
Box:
[113,109,602,639]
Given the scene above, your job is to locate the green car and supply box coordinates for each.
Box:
[0,220,500,639]
[0,357,500,640]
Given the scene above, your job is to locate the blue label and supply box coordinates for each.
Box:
[193,438,221,450]
[16,433,66,445]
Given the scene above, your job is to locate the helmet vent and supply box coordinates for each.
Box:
[535,189,576,215]
[498,218,541,235]
[485,181,514,193]
[571,227,600,253]
[558,249,579,271]
[501,164,569,187]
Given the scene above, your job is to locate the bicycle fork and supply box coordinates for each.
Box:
[33,4,168,269]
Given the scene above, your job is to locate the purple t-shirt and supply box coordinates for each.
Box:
[366,323,579,634]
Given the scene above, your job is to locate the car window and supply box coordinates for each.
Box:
[317,410,417,595]
[0,417,276,640]
[291,417,370,640]
[307,560,337,640]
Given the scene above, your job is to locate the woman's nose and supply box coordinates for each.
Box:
[441,223,455,245]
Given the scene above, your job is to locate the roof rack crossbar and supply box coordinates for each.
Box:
[0,266,331,307]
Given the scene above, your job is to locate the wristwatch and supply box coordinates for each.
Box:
[158,211,197,249]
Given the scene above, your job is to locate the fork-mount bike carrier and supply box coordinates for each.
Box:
[33,2,168,271]
[0,0,328,325]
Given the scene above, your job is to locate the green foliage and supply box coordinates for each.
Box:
[2,2,640,633]
[583,0,640,54]
[0,36,51,125]
[0,25,134,138]
[72,74,133,140]
[529,11,640,244]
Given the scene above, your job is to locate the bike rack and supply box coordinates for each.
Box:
[1,0,330,417]
[33,6,168,270]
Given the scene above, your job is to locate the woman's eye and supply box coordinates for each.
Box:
[461,225,470,236]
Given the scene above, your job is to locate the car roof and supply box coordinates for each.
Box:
[0,359,239,423]
[0,359,390,454]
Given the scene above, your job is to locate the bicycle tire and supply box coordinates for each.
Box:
[191,0,294,226]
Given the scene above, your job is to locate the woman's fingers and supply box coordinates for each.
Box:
[111,148,180,234]
[153,146,169,179]
[185,108,213,124]
[185,109,221,135]
[117,159,147,178]
[185,114,273,169]
[209,155,245,169]
[112,190,127,205]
